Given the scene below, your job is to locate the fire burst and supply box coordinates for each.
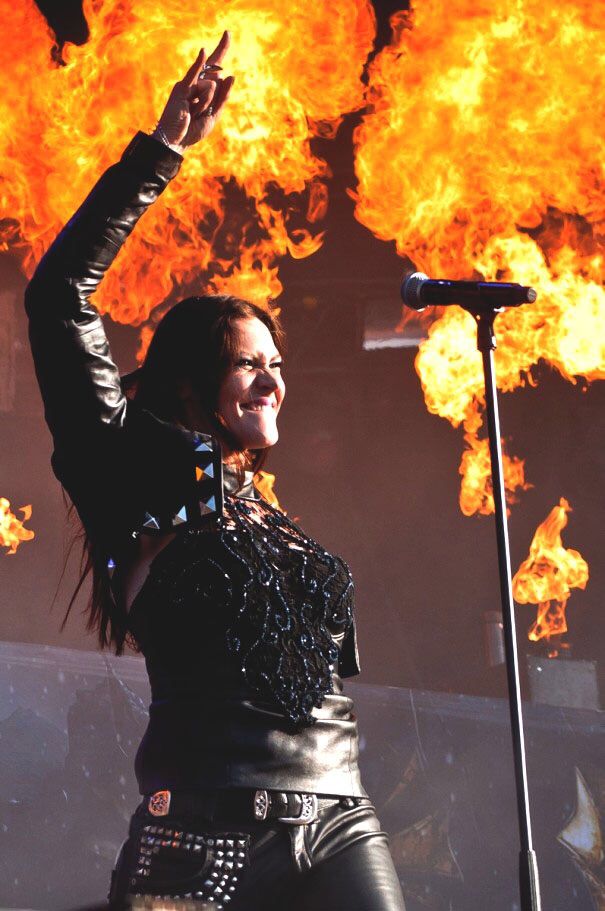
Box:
[352,0,605,513]
[0,499,34,555]
[0,0,376,326]
[351,0,605,639]
[512,499,588,653]
[0,0,375,537]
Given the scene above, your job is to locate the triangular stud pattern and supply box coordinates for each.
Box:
[199,495,217,517]
[172,505,188,526]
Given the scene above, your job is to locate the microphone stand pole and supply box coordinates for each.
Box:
[471,306,542,911]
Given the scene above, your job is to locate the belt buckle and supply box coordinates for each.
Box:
[148,789,171,817]
[280,793,319,825]
[253,790,319,825]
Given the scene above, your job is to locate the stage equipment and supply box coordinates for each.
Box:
[402,271,537,310]
[402,273,542,911]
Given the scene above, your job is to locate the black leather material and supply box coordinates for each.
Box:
[25,133,365,802]
[110,797,406,910]
[25,132,194,554]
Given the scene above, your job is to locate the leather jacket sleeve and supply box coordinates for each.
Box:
[24,132,195,548]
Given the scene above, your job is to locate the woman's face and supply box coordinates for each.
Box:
[217,317,285,451]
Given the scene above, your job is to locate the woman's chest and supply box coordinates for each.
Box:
[129,498,354,644]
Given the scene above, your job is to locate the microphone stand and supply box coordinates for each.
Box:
[471,306,542,911]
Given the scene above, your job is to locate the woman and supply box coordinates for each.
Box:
[25,31,406,911]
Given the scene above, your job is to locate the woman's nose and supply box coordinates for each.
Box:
[256,368,279,390]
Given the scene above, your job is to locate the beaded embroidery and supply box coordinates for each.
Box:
[222,498,354,725]
[129,496,355,727]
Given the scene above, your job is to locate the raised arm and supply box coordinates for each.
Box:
[24,34,234,450]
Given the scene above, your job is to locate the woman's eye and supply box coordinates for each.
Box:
[237,358,255,368]
[270,361,283,370]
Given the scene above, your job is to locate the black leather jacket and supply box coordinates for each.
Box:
[25,132,365,797]
[25,132,197,555]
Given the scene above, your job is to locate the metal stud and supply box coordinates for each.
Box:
[142,513,161,530]
[172,505,188,526]
[199,495,217,516]
[199,462,215,479]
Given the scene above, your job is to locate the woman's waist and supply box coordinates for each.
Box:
[136,693,365,797]
[147,686,353,724]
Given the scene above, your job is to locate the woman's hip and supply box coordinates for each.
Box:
[109,789,405,911]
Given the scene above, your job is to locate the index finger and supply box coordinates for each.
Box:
[206,30,231,67]
[182,47,208,86]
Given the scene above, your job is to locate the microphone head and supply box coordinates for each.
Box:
[401,271,429,310]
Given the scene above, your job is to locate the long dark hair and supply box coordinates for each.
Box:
[65,294,285,653]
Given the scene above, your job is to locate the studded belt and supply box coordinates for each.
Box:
[145,788,342,825]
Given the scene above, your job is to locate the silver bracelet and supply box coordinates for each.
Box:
[153,123,183,153]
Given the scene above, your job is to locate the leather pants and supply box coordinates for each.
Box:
[109,795,406,911]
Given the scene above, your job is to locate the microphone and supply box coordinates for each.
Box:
[401,271,537,312]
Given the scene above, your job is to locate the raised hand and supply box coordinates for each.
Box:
[153,31,234,152]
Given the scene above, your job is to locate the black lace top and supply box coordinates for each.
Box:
[129,495,355,727]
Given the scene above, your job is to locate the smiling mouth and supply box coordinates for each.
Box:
[241,401,275,412]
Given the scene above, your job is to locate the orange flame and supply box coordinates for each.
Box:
[512,499,588,650]
[459,426,529,517]
[0,499,35,555]
[0,0,376,333]
[352,1,605,512]
[254,469,281,509]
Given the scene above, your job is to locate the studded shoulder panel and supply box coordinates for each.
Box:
[139,432,226,533]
